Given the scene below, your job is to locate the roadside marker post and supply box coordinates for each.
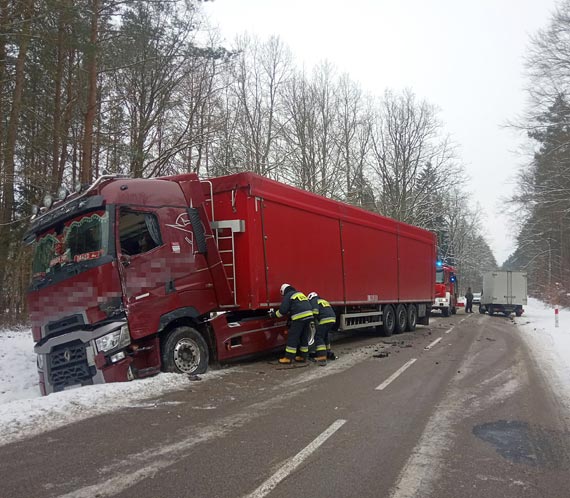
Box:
[555,305,559,328]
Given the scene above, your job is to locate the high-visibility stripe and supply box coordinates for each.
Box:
[291,292,309,301]
[299,346,309,353]
[316,345,327,352]
[317,299,331,307]
[319,317,336,325]
[276,310,283,318]
[292,311,314,320]
[285,346,297,354]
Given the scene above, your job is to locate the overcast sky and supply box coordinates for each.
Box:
[203,0,559,265]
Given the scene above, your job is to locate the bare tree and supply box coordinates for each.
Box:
[370,89,457,225]
[230,34,291,175]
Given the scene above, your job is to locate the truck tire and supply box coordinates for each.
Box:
[442,306,450,317]
[515,308,523,317]
[380,305,396,337]
[395,304,407,334]
[479,306,485,314]
[451,305,457,315]
[406,304,417,331]
[161,326,209,375]
[488,305,494,316]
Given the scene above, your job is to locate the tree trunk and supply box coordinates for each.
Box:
[51,6,66,191]
[80,0,100,185]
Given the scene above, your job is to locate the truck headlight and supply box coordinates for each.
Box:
[95,325,131,353]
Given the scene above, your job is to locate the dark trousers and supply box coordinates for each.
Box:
[315,322,334,356]
[466,300,473,313]
[284,319,312,359]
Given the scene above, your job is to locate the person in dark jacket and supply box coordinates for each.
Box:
[465,287,474,313]
[307,292,337,365]
[270,283,314,364]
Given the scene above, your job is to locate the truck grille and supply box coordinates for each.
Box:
[48,341,94,389]
[45,314,85,338]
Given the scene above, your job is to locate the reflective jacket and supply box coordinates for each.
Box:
[309,296,336,325]
[276,288,314,321]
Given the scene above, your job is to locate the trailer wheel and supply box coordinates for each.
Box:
[395,304,407,334]
[406,304,417,331]
[488,305,494,316]
[161,326,209,375]
[380,305,396,337]
[515,309,523,317]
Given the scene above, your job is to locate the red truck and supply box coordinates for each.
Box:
[432,262,458,317]
[24,172,436,394]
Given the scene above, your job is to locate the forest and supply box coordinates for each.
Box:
[505,1,570,307]
[1,0,516,325]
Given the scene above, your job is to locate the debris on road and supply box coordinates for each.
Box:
[373,351,391,359]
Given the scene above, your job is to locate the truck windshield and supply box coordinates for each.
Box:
[32,210,109,280]
[435,269,444,284]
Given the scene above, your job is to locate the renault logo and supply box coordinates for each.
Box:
[63,349,72,362]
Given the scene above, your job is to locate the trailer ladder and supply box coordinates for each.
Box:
[211,220,245,306]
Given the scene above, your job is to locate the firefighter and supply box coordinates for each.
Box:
[269,283,314,364]
[307,292,337,365]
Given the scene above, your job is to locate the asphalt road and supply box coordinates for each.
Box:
[2,309,570,498]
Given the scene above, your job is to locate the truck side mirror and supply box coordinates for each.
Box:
[119,254,131,267]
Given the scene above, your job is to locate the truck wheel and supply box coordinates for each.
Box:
[395,304,407,334]
[380,305,396,337]
[488,305,494,316]
[515,309,523,317]
[406,304,417,331]
[442,307,450,317]
[161,326,209,375]
[479,306,485,314]
[451,306,457,315]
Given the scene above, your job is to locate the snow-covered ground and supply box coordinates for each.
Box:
[516,298,570,415]
[0,329,229,447]
[1,297,569,447]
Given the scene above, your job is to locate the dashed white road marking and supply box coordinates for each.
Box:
[244,419,347,498]
[425,337,442,350]
[375,359,418,391]
[445,325,455,334]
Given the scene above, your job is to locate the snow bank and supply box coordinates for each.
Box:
[0,328,228,447]
[0,328,38,402]
[516,298,570,413]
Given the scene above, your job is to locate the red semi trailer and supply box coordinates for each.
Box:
[25,172,436,394]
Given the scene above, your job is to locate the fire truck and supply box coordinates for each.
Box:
[24,172,436,394]
[432,262,458,317]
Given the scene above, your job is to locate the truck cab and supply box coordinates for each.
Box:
[432,262,458,317]
[24,174,258,395]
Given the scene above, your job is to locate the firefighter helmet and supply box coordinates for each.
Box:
[307,292,318,300]
[280,283,291,295]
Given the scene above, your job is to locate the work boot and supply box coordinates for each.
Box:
[316,355,327,366]
[278,357,292,364]
[294,356,307,363]
[327,351,337,361]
